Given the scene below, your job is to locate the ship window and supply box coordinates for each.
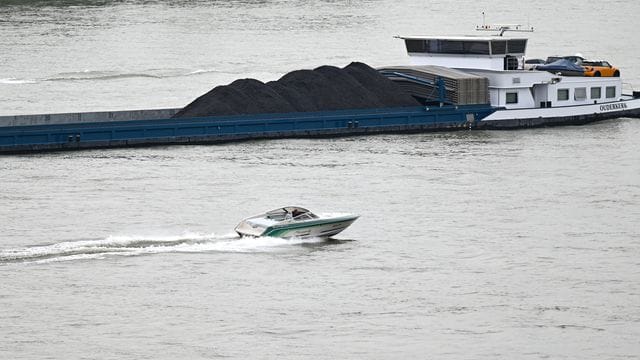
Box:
[408,39,491,55]
[506,92,518,104]
[590,87,601,99]
[506,39,527,54]
[439,40,465,53]
[574,87,587,101]
[426,40,440,52]
[463,41,490,55]
[405,39,426,52]
[405,38,525,56]
[491,40,506,55]
[606,86,616,98]
[558,88,569,101]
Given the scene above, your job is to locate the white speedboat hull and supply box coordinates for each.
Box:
[260,216,358,239]
[235,207,359,239]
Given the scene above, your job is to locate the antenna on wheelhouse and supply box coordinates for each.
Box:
[476,12,534,36]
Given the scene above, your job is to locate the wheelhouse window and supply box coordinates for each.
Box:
[405,39,426,52]
[463,41,491,54]
[438,40,465,53]
[506,39,527,54]
[574,88,587,101]
[590,87,602,99]
[506,92,519,104]
[404,39,490,55]
[490,40,506,55]
[557,89,569,101]
[606,86,616,98]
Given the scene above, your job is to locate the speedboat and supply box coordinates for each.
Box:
[234,206,359,239]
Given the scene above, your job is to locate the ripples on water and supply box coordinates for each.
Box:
[1,0,640,359]
[2,0,639,114]
[2,123,639,359]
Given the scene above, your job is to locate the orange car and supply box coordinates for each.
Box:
[582,60,620,77]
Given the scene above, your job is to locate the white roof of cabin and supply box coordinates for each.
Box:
[397,35,528,41]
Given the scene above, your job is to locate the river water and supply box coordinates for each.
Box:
[1,1,639,359]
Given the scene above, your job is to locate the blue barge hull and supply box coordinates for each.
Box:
[0,105,495,154]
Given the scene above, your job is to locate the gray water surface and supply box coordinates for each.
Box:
[1,1,640,359]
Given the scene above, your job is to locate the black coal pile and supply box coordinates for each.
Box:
[172,62,420,118]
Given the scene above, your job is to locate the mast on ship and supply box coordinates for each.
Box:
[475,12,534,36]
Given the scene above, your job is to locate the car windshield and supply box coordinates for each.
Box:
[546,56,583,64]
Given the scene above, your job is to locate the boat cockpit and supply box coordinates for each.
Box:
[265,207,319,222]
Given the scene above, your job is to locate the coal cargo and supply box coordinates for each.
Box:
[266,79,320,113]
[342,62,420,107]
[314,65,384,109]
[228,79,297,115]
[173,62,420,118]
[172,86,244,117]
[273,69,344,111]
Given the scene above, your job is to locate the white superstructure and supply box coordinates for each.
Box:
[464,69,623,110]
[397,35,528,72]
[396,27,639,123]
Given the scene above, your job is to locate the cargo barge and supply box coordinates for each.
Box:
[1,24,639,154]
[0,105,495,154]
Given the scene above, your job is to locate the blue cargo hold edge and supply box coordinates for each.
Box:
[0,105,496,154]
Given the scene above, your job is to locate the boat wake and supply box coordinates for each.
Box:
[0,68,224,85]
[0,232,326,265]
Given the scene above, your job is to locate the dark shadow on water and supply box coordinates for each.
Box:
[298,237,356,249]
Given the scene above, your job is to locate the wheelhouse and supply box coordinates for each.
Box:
[397,35,528,71]
[396,33,623,110]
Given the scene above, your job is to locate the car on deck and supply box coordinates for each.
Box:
[524,58,546,70]
[545,55,585,65]
[582,60,620,77]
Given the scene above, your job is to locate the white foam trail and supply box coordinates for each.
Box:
[0,77,37,84]
[1,68,223,85]
[186,235,326,253]
[186,68,221,76]
[0,232,326,264]
[44,72,162,81]
[32,253,108,264]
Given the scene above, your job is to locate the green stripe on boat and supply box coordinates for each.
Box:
[263,218,352,237]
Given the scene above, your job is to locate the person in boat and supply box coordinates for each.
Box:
[283,208,304,220]
[284,210,293,221]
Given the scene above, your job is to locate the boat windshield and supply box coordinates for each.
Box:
[265,210,287,221]
[265,207,317,221]
[292,212,318,221]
